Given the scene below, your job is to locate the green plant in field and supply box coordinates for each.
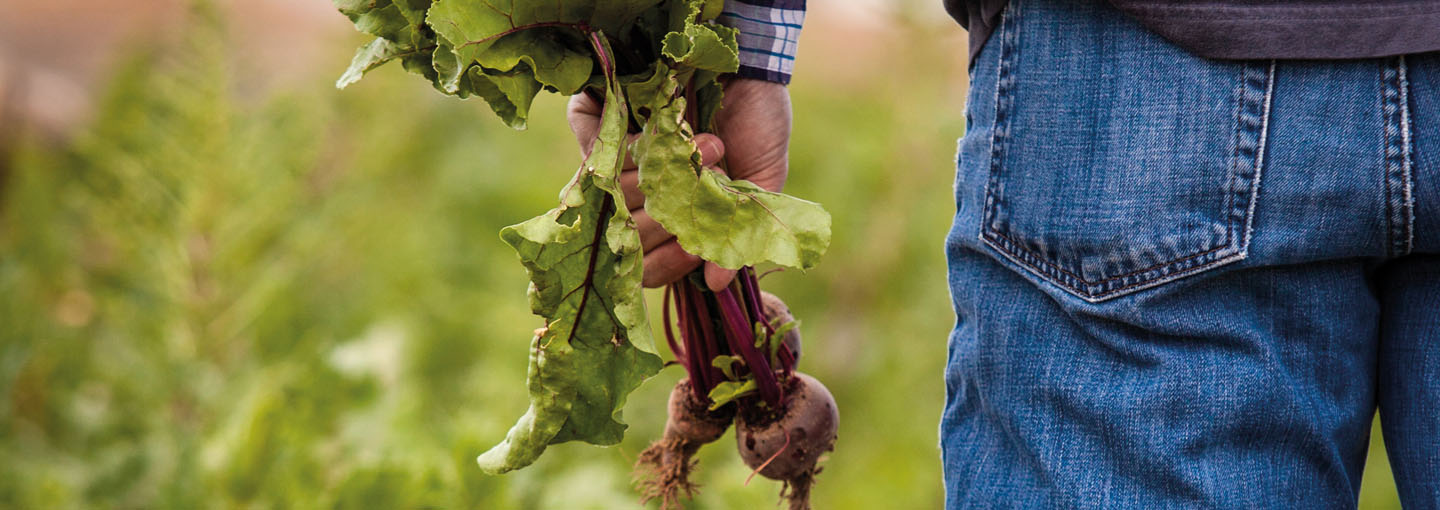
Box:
[0,8,562,508]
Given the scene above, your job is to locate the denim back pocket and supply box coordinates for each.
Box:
[979,0,1275,302]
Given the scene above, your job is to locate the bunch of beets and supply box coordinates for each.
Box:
[639,269,837,509]
[331,0,837,508]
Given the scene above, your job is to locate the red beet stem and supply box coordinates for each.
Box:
[675,282,709,398]
[691,282,729,388]
[778,345,796,376]
[668,269,789,406]
[678,280,723,396]
[663,284,686,366]
[739,268,769,336]
[715,287,782,407]
[738,267,790,372]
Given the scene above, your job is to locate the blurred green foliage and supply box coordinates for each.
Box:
[0,5,1405,510]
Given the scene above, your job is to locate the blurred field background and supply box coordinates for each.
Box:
[0,0,1404,508]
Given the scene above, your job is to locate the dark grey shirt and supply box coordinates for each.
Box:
[946,0,1440,62]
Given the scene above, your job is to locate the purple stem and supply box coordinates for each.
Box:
[739,267,767,333]
[737,268,774,363]
[669,269,794,407]
[675,283,708,399]
[715,288,782,407]
[689,282,728,388]
[662,284,685,366]
[739,267,795,373]
[777,345,796,376]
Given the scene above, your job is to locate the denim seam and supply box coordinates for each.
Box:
[1228,63,1269,248]
[980,0,1018,250]
[1381,56,1416,257]
[1399,56,1415,254]
[1384,59,1395,256]
[1221,65,1246,255]
[984,231,1231,287]
[1242,61,1276,254]
[978,39,1273,302]
[1384,77,1396,257]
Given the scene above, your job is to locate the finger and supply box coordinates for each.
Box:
[619,131,705,170]
[694,133,725,168]
[631,208,674,253]
[571,93,649,165]
[567,93,603,157]
[623,133,723,170]
[619,169,643,211]
[704,263,737,292]
[621,138,726,212]
[643,240,703,288]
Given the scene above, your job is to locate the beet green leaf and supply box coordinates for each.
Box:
[633,73,831,270]
[476,35,661,474]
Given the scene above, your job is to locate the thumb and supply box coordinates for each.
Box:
[704,263,737,292]
[567,93,602,157]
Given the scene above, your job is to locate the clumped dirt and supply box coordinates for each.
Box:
[634,379,735,509]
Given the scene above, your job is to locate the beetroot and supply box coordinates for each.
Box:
[634,378,735,509]
[646,269,838,509]
[735,372,838,510]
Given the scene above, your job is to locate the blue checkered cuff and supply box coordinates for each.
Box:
[717,0,805,84]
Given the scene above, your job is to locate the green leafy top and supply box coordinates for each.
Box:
[334,0,830,474]
[339,0,665,128]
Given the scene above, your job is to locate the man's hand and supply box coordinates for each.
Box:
[567,78,792,291]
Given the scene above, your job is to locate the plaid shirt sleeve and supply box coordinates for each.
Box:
[717,0,806,84]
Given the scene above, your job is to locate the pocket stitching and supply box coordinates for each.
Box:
[976,2,1275,302]
[982,230,1236,290]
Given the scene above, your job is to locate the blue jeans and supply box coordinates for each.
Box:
[942,1,1440,508]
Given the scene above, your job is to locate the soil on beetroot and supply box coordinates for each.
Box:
[736,373,799,427]
[780,470,817,510]
[634,379,736,509]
